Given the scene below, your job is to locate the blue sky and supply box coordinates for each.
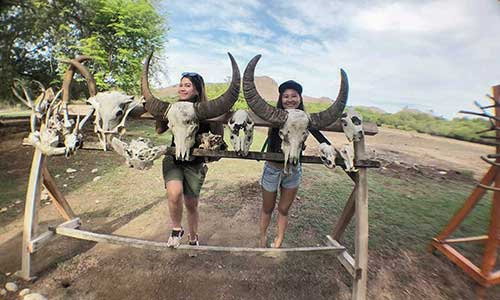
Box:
[155,0,500,118]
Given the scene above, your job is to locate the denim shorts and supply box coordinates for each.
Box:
[260,161,302,193]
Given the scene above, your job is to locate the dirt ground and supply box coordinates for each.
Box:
[0,124,498,300]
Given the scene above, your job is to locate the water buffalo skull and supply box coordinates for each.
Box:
[227,109,254,156]
[141,52,240,161]
[243,55,348,169]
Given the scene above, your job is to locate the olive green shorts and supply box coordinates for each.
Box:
[162,156,208,197]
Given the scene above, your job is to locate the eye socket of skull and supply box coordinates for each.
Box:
[229,119,235,125]
[341,119,348,127]
[352,116,362,125]
[115,110,124,118]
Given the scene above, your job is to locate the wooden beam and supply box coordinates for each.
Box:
[331,189,356,240]
[55,227,345,254]
[431,241,488,286]
[42,165,76,220]
[435,166,497,241]
[326,235,358,278]
[18,149,45,280]
[66,104,379,135]
[481,84,500,276]
[28,231,54,253]
[351,136,369,300]
[441,236,489,244]
[161,148,381,168]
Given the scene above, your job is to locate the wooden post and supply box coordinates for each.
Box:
[352,135,369,300]
[18,148,45,280]
[481,85,500,276]
[42,165,75,220]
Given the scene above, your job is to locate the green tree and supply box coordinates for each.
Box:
[0,0,166,105]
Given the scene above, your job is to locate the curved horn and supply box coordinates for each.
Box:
[243,55,288,126]
[61,56,96,105]
[194,52,240,120]
[141,51,170,120]
[308,69,349,130]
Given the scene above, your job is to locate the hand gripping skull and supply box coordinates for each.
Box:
[227,109,254,156]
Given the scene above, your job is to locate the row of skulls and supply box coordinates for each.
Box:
[13,56,138,156]
[14,53,364,171]
[142,53,364,170]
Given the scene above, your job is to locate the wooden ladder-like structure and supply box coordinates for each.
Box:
[430,85,500,296]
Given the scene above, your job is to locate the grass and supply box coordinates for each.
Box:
[1,118,492,260]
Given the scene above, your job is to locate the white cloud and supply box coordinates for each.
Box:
[159,0,500,117]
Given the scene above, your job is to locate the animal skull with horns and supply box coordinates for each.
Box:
[141,52,241,161]
[243,55,349,170]
[62,56,137,151]
[227,109,254,156]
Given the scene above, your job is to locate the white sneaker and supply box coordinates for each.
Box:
[167,228,184,248]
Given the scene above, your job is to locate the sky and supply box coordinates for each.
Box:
[155,0,500,118]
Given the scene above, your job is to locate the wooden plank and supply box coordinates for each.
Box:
[489,271,500,285]
[331,189,356,240]
[55,227,345,254]
[352,136,369,300]
[432,241,488,286]
[42,165,75,220]
[162,148,381,168]
[66,104,379,135]
[28,231,54,253]
[481,84,500,277]
[28,219,81,253]
[18,149,45,280]
[435,166,497,240]
[326,235,358,278]
[441,235,489,244]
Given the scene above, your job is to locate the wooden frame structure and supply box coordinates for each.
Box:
[430,85,500,295]
[16,109,379,300]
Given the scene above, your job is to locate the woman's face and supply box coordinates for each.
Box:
[178,77,198,101]
[281,89,301,109]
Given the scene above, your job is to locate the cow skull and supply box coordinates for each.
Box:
[61,56,137,151]
[341,108,363,142]
[166,101,199,160]
[88,91,137,151]
[141,51,241,161]
[228,109,254,156]
[319,142,337,169]
[278,109,309,168]
[243,55,348,168]
[338,144,356,172]
[111,137,167,170]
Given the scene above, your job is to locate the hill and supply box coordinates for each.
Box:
[156,76,332,103]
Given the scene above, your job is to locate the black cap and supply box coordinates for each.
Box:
[278,80,302,95]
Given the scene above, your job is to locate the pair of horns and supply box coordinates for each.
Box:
[243,55,349,129]
[141,53,348,129]
[61,55,97,104]
[141,52,241,121]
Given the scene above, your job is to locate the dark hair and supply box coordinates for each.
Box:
[181,73,208,102]
[267,85,305,152]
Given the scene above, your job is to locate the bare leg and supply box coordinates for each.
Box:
[166,180,184,229]
[274,186,298,248]
[260,189,277,247]
[184,195,199,240]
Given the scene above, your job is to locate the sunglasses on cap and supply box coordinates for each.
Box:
[181,72,201,78]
